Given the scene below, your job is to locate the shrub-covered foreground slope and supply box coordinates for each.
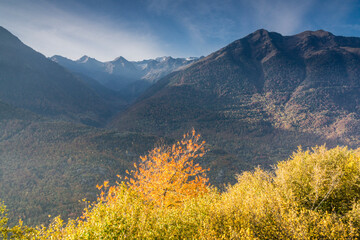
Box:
[4,134,360,239]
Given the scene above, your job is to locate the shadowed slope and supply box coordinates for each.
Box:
[0,27,113,126]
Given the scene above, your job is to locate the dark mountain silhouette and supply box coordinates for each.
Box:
[0,27,113,126]
[110,29,360,177]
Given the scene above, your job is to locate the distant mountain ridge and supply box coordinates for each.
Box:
[50,54,200,99]
[110,29,360,175]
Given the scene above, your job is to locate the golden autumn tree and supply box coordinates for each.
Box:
[127,129,209,207]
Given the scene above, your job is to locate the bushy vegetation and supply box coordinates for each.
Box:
[128,129,209,207]
[0,202,35,239]
[3,131,360,239]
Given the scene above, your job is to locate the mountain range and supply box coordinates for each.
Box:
[50,54,199,101]
[0,26,360,226]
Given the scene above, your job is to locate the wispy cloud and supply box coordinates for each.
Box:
[143,0,317,54]
[144,0,239,55]
[242,0,315,35]
[0,0,359,60]
[0,0,165,61]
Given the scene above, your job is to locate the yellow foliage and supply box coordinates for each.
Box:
[128,129,209,207]
[8,143,360,239]
[0,202,35,239]
[275,146,360,214]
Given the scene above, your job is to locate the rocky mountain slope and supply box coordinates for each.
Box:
[110,29,360,174]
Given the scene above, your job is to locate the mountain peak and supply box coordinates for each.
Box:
[254,28,270,35]
[155,56,173,62]
[243,29,283,47]
[296,29,334,39]
[113,56,128,63]
[50,55,70,63]
[249,29,272,39]
[77,55,96,63]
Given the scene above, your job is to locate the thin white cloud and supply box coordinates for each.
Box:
[0,0,165,61]
[145,0,237,55]
[246,0,315,35]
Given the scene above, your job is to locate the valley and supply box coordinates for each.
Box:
[0,26,359,226]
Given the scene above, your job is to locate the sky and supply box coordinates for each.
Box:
[0,0,360,61]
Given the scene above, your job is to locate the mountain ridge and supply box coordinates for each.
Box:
[50,54,200,100]
[109,29,360,173]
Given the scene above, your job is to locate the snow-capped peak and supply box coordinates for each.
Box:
[155,56,172,62]
[77,55,91,63]
[185,57,198,61]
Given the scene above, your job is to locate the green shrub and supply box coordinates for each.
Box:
[0,201,35,239]
[276,146,360,214]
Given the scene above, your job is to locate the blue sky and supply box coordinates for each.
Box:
[0,0,359,61]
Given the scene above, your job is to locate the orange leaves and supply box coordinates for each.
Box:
[96,180,112,202]
[128,129,209,207]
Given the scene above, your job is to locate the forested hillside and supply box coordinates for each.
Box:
[111,29,360,174]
